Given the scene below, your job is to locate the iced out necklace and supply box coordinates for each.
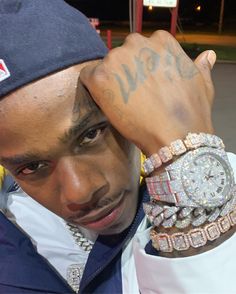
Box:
[65,222,94,293]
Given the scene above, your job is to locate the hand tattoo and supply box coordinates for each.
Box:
[113,47,160,103]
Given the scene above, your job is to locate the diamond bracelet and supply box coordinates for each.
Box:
[144,188,236,230]
[150,205,236,252]
[142,133,224,175]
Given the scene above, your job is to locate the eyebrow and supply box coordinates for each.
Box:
[0,152,43,166]
[0,109,102,167]
[59,108,101,144]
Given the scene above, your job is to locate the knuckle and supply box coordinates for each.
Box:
[150,30,180,50]
[124,32,144,44]
[102,46,125,66]
[151,29,171,40]
[90,63,110,84]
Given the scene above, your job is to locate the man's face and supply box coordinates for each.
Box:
[0,63,141,235]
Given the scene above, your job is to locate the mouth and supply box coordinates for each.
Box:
[69,192,126,231]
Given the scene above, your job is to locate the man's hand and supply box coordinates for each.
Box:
[80,30,216,156]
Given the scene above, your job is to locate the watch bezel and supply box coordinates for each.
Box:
[166,147,235,208]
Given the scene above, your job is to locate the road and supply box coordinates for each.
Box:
[101,30,236,47]
[176,34,236,47]
[212,63,236,153]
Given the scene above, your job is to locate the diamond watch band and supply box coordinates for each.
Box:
[142,133,225,175]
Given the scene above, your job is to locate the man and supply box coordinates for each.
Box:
[0,0,236,293]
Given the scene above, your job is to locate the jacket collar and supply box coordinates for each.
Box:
[80,185,149,292]
[0,212,73,293]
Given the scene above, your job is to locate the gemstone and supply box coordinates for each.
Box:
[208,208,220,222]
[151,205,164,217]
[170,139,187,156]
[172,233,190,251]
[153,213,164,226]
[150,153,162,169]
[229,209,236,226]
[184,133,202,149]
[162,214,177,228]
[179,207,194,218]
[175,215,192,229]
[188,229,207,248]
[163,206,179,218]
[205,223,220,241]
[220,195,236,217]
[155,233,173,252]
[158,146,173,163]
[143,158,154,175]
[67,264,85,293]
[193,207,205,216]
[192,212,207,227]
[143,202,156,215]
[218,215,231,233]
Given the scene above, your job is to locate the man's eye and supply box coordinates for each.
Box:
[79,125,107,146]
[19,162,47,175]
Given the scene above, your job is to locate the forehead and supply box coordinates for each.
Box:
[0,62,99,157]
[1,63,89,111]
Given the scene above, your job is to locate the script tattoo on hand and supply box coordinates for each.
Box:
[166,43,199,80]
[175,52,199,79]
[113,44,199,104]
[114,47,160,104]
[103,89,124,121]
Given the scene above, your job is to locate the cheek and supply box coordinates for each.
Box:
[105,130,141,184]
[16,180,61,214]
[104,134,141,222]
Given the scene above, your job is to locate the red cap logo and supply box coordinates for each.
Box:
[0,59,10,82]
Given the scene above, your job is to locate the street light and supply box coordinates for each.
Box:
[148,5,153,11]
[195,5,201,12]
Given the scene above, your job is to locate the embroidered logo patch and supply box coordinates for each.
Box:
[0,59,10,82]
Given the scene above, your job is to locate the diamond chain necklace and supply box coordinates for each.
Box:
[66,222,94,251]
[65,222,94,293]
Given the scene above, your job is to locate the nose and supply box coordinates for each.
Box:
[56,157,108,209]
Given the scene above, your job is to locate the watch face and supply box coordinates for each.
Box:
[181,150,234,208]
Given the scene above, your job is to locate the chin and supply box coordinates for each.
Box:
[96,216,134,236]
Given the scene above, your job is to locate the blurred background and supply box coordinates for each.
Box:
[65,0,236,33]
[65,0,236,152]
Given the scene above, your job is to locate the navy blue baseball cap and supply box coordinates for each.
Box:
[0,0,108,98]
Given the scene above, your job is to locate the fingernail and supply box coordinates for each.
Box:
[207,50,216,69]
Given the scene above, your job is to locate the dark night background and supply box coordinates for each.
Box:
[65,0,236,26]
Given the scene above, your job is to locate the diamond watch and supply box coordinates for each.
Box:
[146,147,235,209]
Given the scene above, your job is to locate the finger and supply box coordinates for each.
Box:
[80,59,139,142]
[194,50,216,102]
[80,61,108,103]
[194,50,216,77]
[195,49,216,68]
[80,60,124,128]
[150,30,183,55]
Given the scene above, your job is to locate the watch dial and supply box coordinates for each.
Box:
[182,152,233,208]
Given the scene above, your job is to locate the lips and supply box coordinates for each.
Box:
[68,192,125,231]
